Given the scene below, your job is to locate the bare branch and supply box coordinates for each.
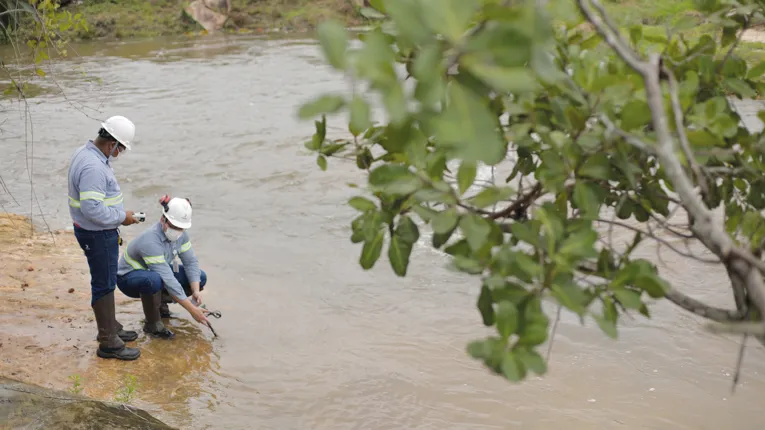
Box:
[705,321,765,336]
[488,182,542,220]
[664,289,745,322]
[732,335,747,394]
[595,218,721,264]
[547,305,562,361]
[665,66,708,197]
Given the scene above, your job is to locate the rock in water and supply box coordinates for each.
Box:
[0,377,175,430]
[185,0,231,33]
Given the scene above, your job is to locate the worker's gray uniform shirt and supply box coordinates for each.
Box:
[67,140,126,230]
[117,222,201,301]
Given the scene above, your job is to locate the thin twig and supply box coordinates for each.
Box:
[547,305,562,361]
[731,334,747,394]
[596,218,721,264]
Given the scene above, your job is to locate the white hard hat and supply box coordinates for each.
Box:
[100,115,135,150]
[163,197,192,229]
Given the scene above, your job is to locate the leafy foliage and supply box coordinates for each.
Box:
[300,0,765,382]
[1,0,87,96]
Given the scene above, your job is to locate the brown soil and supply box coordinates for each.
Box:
[0,213,117,389]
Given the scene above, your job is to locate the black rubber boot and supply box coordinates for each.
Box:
[141,291,175,339]
[94,320,138,342]
[115,320,138,342]
[160,290,172,318]
[92,292,141,361]
[160,302,171,319]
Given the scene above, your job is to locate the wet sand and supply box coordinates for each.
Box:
[0,213,214,427]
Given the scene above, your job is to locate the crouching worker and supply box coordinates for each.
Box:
[116,196,209,339]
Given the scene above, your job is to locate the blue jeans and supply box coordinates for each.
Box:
[73,225,119,306]
[116,264,208,299]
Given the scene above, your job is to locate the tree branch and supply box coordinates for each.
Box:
[488,182,542,220]
[576,261,746,323]
[664,66,708,197]
[664,289,746,323]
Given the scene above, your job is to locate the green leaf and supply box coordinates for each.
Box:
[500,352,526,381]
[368,164,421,195]
[578,154,611,180]
[496,301,519,339]
[620,100,652,131]
[457,161,477,195]
[317,21,348,70]
[613,288,643,310]
[348,196,377,212]
[432,208,460,234]
[477,284,495,326]
[360,229,385,269]
[747,61,765,79]
[389,234,414,276]
[467,186,515,209]
[360,7,386,19]
[724,78,756,98]
[382,82,409,126]
[412,205,438,222]
[317,155,328,171]
[385,0,431,45]
[633,271,670,298]
[349,96,372,136]
[551,281,588,316]
[509,221,539,247]
[460,214,492,251]
[433,82,507,165]
[419,0,480,43]
[299,95,345,119]
[395,215,420,244]
[593,314,618,339]
[515,347,547,375]
[573,182,601,220]
[558,228,598,262]
[462,58,537,93]
[369,0,386,13]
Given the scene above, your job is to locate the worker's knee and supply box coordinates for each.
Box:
[200,270,207,288]
[143,271,163,294]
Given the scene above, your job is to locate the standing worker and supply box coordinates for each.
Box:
[116,195,210,340]
[68,116,143,361]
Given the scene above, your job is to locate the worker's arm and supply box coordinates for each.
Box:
[177,232,202,297]
[77,166,126,227]
[142,243,208,324]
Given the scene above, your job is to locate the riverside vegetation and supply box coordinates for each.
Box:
[0,0,367,42]
[298,0,765,385]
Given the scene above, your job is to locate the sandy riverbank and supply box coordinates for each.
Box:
[0,213,216,426]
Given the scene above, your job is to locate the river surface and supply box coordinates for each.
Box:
[2,34,765,430]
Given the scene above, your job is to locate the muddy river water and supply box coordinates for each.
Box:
[1,34,765,430]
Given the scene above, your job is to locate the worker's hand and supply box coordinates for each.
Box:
[190,306,209,325]
[191,291,203,306]
[121,211,140,226]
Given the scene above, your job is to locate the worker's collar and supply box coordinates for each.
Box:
[86,140,109,165]
[154,221,171,243]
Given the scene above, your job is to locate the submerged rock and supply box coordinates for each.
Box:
[0,377,175,430]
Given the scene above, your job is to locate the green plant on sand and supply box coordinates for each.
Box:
[113,374,139,404]
[298,0,765,387]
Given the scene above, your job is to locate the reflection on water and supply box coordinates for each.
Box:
[79,320,217,430]
[1,34,765,430]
